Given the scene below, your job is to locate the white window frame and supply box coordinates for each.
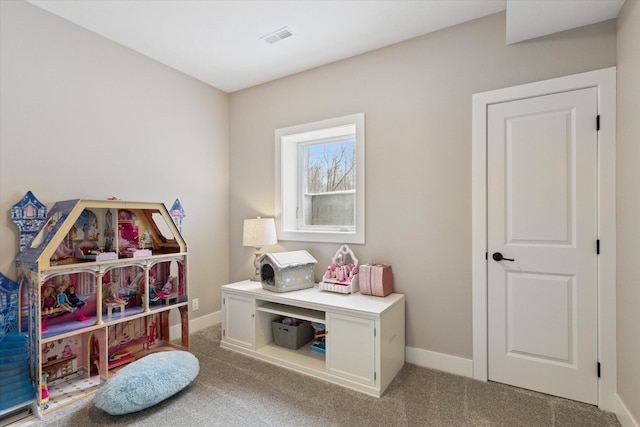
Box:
[275,113,365,244]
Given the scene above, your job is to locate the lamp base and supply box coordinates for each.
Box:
[250,249,262,281]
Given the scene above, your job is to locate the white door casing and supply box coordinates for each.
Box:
[487,88,598,404]
[472,67,616,410]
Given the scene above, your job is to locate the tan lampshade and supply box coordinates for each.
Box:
[242,217,277,248]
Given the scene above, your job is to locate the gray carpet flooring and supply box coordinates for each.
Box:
[38,324,620,426]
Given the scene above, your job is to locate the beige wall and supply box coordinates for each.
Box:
[229,12,616,358]
[616,0,640,422]
[0,1,230,321]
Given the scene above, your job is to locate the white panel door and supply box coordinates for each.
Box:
[487,88,598,404]
[326,313,375,386]
[222,293,255,349]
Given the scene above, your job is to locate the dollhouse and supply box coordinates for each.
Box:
[13,196,189,415]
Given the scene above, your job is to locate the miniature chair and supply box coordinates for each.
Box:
[160,293,178,305]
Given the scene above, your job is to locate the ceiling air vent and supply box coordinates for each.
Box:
[261,27,294,45]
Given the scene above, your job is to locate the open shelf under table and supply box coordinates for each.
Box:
[256,341,326,372]
[257,302,325,323]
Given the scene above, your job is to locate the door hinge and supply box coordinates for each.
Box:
[223,297,225,304]
[597,362,601,378]
[374,372,377,380]
[223,329,225,337]
[597,115,601,131]
[374,328,376,337]
[597,239,600,255]
[485,252,488,260]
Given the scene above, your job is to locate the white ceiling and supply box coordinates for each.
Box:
[27,0,625,93]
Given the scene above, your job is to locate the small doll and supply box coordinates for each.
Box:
[42,286,56,314]
[105,283,127,304]
[66,285,85,309]
[153,276,174,302]
[56,285,75,313]
[148,284,157,300]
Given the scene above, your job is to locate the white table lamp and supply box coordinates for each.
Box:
[243,217,277,281]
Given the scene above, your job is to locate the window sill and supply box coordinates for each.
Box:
[277,228,364,244]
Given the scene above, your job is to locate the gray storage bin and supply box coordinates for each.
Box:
[272,318,314,350]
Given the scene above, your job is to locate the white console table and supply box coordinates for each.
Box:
[221,280,405,397]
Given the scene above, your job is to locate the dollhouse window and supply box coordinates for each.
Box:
[151,213,175,240]
[276,113,365,244]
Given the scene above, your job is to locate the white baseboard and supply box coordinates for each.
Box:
[170,310,222,337]
[616,394,640,427]
[405,346,473,378]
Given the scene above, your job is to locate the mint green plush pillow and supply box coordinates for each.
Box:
[94,351,199,415]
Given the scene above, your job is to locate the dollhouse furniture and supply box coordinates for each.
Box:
[153,275,178,304]
[103,301,126,315]
[42,354,78,381]
[13,197,190,416]
[95,334,151,371]
[221,280,405,397]
[159,293,179,305]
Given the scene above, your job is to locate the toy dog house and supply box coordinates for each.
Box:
[258,250,317,292]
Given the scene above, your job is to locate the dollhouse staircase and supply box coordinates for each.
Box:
[0,333,39,426]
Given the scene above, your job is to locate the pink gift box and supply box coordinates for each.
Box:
[359,264,393,297]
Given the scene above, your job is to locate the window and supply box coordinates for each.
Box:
[151,212,176,240]
[276,113,365,243]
